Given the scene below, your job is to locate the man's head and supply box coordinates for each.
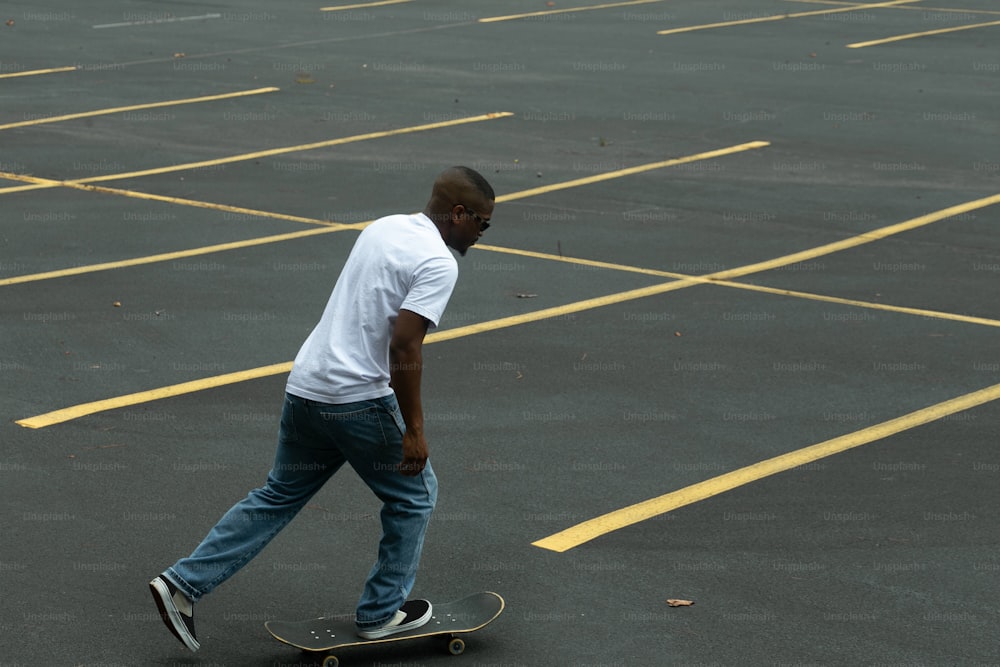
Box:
[424,166,495,257]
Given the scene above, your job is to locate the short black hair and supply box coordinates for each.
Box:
[452,166,495,200]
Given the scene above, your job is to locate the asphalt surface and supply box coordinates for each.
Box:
[2,1,999,665]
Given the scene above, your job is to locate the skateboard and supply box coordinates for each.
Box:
[265,591,504,667]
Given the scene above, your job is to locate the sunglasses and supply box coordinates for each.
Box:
[461,206,490,232]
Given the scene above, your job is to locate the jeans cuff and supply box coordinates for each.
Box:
[164,568,202,603]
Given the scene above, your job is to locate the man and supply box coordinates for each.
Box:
[150,166,494,651]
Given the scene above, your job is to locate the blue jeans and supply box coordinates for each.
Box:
[163,393,437,629]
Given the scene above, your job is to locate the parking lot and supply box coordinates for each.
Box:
[2,1,999,665]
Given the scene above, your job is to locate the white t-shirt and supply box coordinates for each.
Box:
[286,212,458,404]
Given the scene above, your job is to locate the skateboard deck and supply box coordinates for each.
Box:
[266,591,504,666]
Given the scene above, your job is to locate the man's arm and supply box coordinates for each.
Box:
[389,308,431,476]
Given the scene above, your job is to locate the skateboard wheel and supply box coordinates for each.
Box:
[322,655,339,667]
[447,636,466,655]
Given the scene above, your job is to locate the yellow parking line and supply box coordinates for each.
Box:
[894,4,1000,16]
[657,0,919,35]
[14,147,998,430]
[426,280,689,344]
[847,19,1000,48]
[0,88,279,131]
[0,171,348,228]
[533,381,1000,552]
[0,141,768,287]
[0,181,53,194]
[785,0,1000,17]
[0,66,77,80]
[703,192,1000,281]
[0,227,356,288]
[0,112,515,195]
[12,141,773,424]
[68,112,516,185]
[15,185,1000,427]
[15,363,297,430]
[710,280,1000,329]
[19,215,1000,426]
[475,244,683,279]
[480,0,668,23]
[320,0,411,10]
[14,279,690,429]
[497,141,770,202]
[479,244,1000,329]
[83,185,345,226]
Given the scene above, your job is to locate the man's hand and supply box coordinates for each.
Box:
[399,429,429,476]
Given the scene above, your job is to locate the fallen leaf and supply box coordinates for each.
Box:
[674,331,682,337]
[173,52,185,58]
[113,301,122,307]
[666,599,695,607]
[5,19,14,26]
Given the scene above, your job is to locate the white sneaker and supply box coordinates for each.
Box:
[357,600,432,639]
[149,576,200,651]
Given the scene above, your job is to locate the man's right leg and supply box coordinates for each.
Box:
[152,394,344,651]
[354,460,437,639]
[336,394,438,637]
